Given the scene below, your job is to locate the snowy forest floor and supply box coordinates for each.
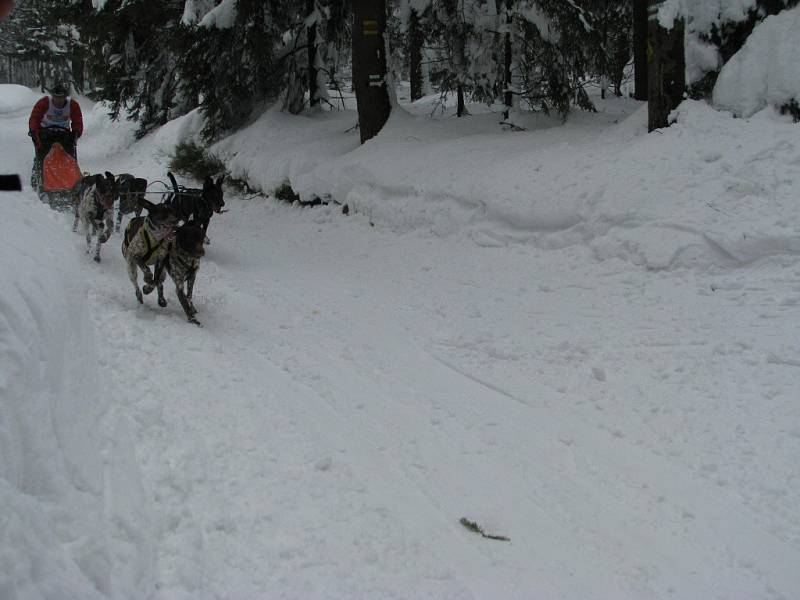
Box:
[1,84,799,600]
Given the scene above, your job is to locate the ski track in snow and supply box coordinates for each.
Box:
[2,95,800,599]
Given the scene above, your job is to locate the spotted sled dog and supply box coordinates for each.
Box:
[74,172,118,262]
[115,174,148,232]
[121,200,178,305]
[153,223,206,325]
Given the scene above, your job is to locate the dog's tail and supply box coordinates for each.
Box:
[167,172,180,203]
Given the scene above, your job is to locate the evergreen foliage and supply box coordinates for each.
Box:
[65,0,185,137]
[169,140,252,192]
[3,0,789,141]
[0,0,78,90]
[177,0,343,138]
[169,140,226,180]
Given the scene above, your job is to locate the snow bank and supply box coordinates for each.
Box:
[211,94,800,270]
[657,1,797,87]
[181,0,218,25]
[212,105,361,192]
[149,108,206,157]
[0,85,39,115]
[713,5,800,117]
[78,103,204,180]
[199,0,236,29]
[0,197,154,598]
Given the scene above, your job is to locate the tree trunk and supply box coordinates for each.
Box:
[647,1,685,131]
[307,0,319,108]
[408,7,423,102]
[352,0,391,142]
[633,0,648,100]
[599,14,608,101]
[71,46,85,92]
[457,85,466,117]
[502,1,512,120]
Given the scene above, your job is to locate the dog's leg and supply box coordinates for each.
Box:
[126,258,143,304]
[175,281,199,324]
[155,261,168,308]
[72,209,80,233]
[86,227,92,255]
[186,268,197,302]
[141,261,155,295]
[102,215,113,243]
[93,224,103,262]
[116,207,122,232]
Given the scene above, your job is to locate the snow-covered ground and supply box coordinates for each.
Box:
[1,83,799,600]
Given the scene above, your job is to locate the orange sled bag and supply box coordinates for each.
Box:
[43,143,82,193]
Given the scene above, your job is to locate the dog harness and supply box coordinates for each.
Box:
[125,219,168,265]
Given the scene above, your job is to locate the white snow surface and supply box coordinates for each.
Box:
[181,0,218,25]
[0,84,40,115]
[2,87,800,599]
[198,0,237,29]
[713,5,800,117]
[658,0,760,31]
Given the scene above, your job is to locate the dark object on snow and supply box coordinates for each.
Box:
[780,100,800,123]
[0,175,21,191]
[459,517,510,542]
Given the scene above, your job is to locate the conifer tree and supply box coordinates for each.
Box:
[178,0,296,139]
[0,0,75,90]
[513,1,596,116]
[74,0,184,136]
[583,0,633,98]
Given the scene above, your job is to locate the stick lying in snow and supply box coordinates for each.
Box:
[459,517,510,542]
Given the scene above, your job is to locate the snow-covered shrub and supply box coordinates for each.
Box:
[712,4,800,117]
[169,140,226,180]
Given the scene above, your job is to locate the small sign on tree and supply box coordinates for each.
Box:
[352,0,391,143]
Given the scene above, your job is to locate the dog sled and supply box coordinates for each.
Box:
[31,125,83,211]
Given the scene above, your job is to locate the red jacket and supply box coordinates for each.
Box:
[29,97,84,137]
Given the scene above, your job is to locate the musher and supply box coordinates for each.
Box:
[28,82,84,188]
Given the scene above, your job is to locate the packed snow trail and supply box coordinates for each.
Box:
[2,90,799,599]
